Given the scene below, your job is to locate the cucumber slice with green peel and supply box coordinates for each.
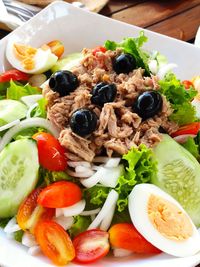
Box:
[51,53,83,73]
[0,100,27,127]
[0,139,39,218]
[152,134,200,226]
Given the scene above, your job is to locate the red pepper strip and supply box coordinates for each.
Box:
[0,69,29,83]
[171,122,200,137]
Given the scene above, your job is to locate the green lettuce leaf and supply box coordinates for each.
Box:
[105,31,150,75]
[14,230,24,243]
[13,127,45,140]
[68,215,91,238]
[0,82,9,100]
[182,137,199,160]
[111,209,131,225]
[116,144,157,211]
[7,80,41,100]
[31,98,47,119]
[0,217,10,228]
[83,185,110,208]
[159,74,197,125]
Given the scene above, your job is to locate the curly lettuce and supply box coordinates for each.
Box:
[105,31,150,75]
[68,215,91,238]
[159,74,197,125]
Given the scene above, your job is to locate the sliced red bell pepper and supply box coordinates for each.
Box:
[171,122,200,137]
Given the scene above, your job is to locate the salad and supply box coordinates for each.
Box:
[1,32,200,266]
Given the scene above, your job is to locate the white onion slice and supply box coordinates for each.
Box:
[22,232,37,248]
[157,63,177,80]
[21,95,43,108]
[104,158,121,168]
[62,200,86,217]
[28,246,41,256]
[99,165,123,188]
[148,59,158,75]
[81,208,101,216]
[4,217,21,233]
[56,208,63,217]
[66,169,94,178]
[88,190,118,230]
[80,167,105,188]
[100,201,116,231]
[173,134,196,144]
[0,118,59,151]
[28,74,47,88]
[75,166,94,174]
[68,161,91,168]
[0,119,20,132]
[113,248,133,257]
[26,103,38,119]
[53,216,74,230]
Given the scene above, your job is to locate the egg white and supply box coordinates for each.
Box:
[128,184,200,257]
[6,39,58,74]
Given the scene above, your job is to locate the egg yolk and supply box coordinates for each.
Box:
[13,43,37,70]
[148,194,193,241]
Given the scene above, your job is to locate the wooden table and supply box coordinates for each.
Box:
[0,0,200,42]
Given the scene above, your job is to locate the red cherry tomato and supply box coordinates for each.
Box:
[171,122,200,137]
[32,132,67,171]
[109,223,161,254]
[35,220,75,265]
[17,188,54,234]
[92,46,107,56]
[73,229,110,264]
[37,181,82,208]
[182,80,194,90]
[0,69,29,82]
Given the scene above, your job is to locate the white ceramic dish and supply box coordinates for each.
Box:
[0,2,200,267]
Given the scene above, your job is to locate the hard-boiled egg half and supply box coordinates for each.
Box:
[6,41,58,74]
[128,184,200,257]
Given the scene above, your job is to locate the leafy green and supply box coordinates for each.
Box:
[83,185,110,208]
[68,216,91,238]
[111,209,131,225]
[38,167,73,187]
[159,74,197,125]
[105,31,150,75]
[31,98,47,119]
[13,127,45,140]
[0,218,10,228]
[14,230,24,243]
[182,137,199,160]
[0,82,9,100]
[7,80,41,100]
[116,144,157,211]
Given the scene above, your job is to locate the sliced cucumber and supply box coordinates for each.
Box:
[0,139,39,218]
[0,100,27,127]
[152,134,200,226]
[51,53,83,73]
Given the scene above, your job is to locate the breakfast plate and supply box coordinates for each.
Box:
[0,2,200,267]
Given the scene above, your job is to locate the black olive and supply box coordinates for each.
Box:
[113,53,136,74]
[49,70,79,97]
[132,91,163,120]
[91,82,117,106]
[70,109,98,137]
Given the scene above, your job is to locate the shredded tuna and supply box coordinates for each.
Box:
[44,48,178,161]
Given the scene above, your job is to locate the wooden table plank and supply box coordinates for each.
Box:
[110,0,200,28]
[100,0,146,16]
[148,5,200,41]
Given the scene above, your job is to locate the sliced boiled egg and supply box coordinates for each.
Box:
[6,41,58,74]
[128,184,200,257]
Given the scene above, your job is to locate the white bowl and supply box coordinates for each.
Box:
[0,2,200,267]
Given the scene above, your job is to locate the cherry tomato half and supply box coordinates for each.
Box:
[171,122,200,137]
[32,132,67,171]
[17,188,54,234]
[92,46,107,56]
[73,229,110,264]
[182,80,194,90]
[37,181,82,208]
[0,69,29,83]
[109,223,161,254]
[35,220,75,265]
[47,40,64,58]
